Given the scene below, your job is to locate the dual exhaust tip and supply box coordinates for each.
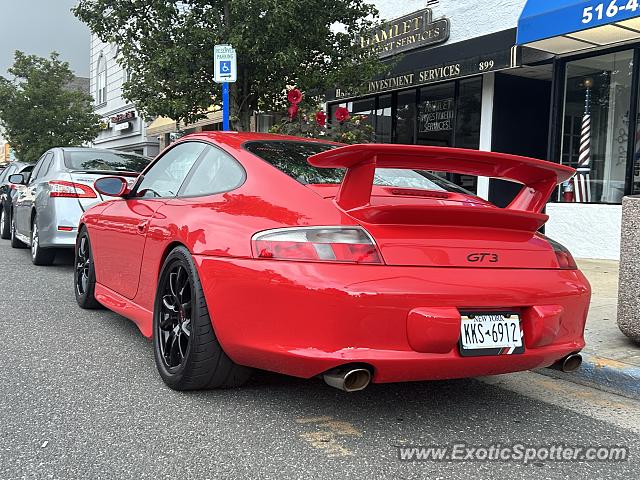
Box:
[323,367,371,392]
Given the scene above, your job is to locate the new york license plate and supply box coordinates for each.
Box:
[459,313,524,357]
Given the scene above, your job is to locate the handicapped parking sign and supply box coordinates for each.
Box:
[214,45,237,83]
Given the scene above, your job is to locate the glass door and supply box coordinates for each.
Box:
[560,50,634,203]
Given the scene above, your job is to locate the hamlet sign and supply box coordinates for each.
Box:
[361,8,450,58]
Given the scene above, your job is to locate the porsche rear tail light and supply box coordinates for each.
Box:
[252,227,383,264]
[547,238,577,270]
[49,180,97,198]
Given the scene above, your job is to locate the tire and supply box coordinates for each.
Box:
[30,216,56,266]
[10,213,26,249]
[74,228,101,309]
[153,246,252,390]
[0,203,10,240]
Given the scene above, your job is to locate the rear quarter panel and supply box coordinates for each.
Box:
[133,145,357,313]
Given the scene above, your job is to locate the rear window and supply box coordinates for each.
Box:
[64,150,151,173]
[244,141,472,194]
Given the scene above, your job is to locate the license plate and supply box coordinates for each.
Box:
[459,313,523,356]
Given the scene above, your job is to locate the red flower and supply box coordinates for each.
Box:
[287,104,299,119]
[315,111,327,127]
[334,107,350,123]
[287,88,303,105]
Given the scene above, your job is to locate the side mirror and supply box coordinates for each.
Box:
[8,173,26,185]
[94,176,130,197]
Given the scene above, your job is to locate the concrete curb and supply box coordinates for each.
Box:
[534,353,640,401]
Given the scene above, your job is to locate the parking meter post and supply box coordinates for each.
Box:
[222,82,230,131]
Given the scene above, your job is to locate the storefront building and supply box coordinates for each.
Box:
[328,0,640,260]
[90,35,159,157]
[146,108,224,152]
[516,0,640,259]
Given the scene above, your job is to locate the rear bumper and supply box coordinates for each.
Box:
[194,257,591,383]
[38,198,82,248]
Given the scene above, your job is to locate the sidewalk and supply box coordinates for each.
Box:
[536,259,640,400]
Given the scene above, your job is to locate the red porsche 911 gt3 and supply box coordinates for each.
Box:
[75,132,591,392]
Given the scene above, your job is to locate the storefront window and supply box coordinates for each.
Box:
[559,50,634,204]
[350,98,375,129]
[417,83,456,147]
[395,90,417,145]
[329,76,483,193]
[376,94,392,143]
[455,78,482,150]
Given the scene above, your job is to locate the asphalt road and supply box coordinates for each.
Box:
[1,239,638,479]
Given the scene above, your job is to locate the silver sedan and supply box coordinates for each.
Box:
[8,147,150,265]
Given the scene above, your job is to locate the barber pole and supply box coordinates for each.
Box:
[573,81,593,203]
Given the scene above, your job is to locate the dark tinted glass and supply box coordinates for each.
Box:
[395,90,416,144]
[244,141,472,194]
[244,141,342,184]
[95,177,127,196]
[64,150,150,173]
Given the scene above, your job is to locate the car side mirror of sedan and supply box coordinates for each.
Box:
[94,176,130,197]
[8,173,26,185]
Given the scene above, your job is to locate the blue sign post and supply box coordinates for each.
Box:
[222,82,230,131]
[214,45,237,132]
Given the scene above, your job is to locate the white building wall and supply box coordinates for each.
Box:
[372,0,526,43]
[89,34,159,156]
[546,204,622,260]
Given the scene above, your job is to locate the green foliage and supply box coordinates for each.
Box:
[271,109,374,145]
[73,0,388,131]
[0,52,101,162]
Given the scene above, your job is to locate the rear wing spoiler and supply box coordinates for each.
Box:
[308,144,575,213]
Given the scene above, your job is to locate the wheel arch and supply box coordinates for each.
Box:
[157,241,191,283]
[30,206,37,226]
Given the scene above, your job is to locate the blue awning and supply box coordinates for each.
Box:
[517,0,640,53]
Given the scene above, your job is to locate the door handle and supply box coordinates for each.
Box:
[137,220,149,233]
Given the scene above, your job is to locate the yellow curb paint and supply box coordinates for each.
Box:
[593,357,631,369]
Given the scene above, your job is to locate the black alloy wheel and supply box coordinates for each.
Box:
[157,262,193,369]
[74,229,101,309]
[152,246,251,390]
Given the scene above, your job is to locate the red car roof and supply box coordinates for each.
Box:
[179,131,341,151]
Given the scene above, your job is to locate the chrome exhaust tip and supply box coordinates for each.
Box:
[323,367,371,392]
[551,353,583,372]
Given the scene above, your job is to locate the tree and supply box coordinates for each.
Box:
[73,0,387,131]
[0,52,101,162]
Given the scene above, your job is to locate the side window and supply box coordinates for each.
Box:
[31,153,53,182]
[29,155,47,183]
[136,142,207,198]
[0,165,15,182]
[180,147,245,197]
[20,165,35,182]
[41,153,57,177]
